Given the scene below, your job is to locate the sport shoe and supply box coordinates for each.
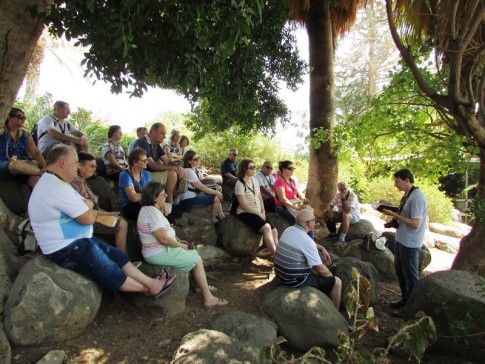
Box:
[325,232,338,239]
[390,299,405,308]
[334,239,346,248]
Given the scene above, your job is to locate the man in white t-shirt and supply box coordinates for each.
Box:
[36,101,88,154]
[254,160,276,212]
[28,144,174,297]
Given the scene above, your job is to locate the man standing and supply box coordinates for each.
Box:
[322,182,360,248]
[382,169,427,309]
[36,101,88,154]
[28,144,175,297]
[274,209,342,308]
[254,161,276,212]
[220,148,238,186]
[133,123,185,205]
[128,127,147,154]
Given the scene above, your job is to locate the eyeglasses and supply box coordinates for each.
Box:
[139,159,149,163]
[192,157,199,161]
[12,115,26,120]
[248,166,256,170]
[232,154,238,157]
[286,167,296,171]
[82,163,97,169]
[265,166,273,170]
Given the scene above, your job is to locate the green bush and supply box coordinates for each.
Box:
[361,176,453,224]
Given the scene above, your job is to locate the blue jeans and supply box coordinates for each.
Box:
[180,193,215,208]
[394,242,420,302]
[45,237,130,292]
[275,205,314,239]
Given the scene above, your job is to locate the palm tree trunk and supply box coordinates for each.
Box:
[305,0,338,216]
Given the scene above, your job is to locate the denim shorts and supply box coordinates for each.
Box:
[0,160,29,183]
[44,237,130,292]
[303,273,336,295]
[180,193,215,208]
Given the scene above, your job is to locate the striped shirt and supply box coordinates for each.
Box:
[137,205,175,257]
[274,225,322,287]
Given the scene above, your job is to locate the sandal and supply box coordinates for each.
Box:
[152,275,178,299]
[195,285,218,294]
[204,297,228,308]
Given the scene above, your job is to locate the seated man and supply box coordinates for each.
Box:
[28,144,176,298]
[220,148,238,187]
[274,209,342,308]
[254,160,276,212]
[36,100,88,155]
[133,123,185,206]
[322,182,361,248]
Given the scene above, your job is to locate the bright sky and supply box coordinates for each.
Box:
[18,29,310,153]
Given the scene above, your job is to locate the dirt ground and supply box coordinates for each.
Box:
[10,224,465,364]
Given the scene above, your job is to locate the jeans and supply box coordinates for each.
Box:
[275,205,314,240]
[394,242,420,302]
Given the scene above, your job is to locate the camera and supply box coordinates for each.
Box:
[384,218,399,229]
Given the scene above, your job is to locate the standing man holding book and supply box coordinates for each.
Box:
[322,182,360,248]
[382,169,428,310]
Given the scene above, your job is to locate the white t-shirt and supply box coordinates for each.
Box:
[37,114,76,153]
[179,168,199,200]
[28,173,92,254]
[137,205,176,257]
[255,171,275,190]
[235,177,261,214]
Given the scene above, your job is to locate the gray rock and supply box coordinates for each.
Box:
[333,257,379,304]
[175,206,218,246]
[4,256,102,346]
[0,233,13,298]
[196,245,230,261]
[344,219,376,241]
[266,213,290,238]
[0,180,31,215]
[428,222,465,238]
[0,321,11,364]
[210,311,277,349]
[221,183,235,202]
[125,264,189,317]
[382,232,432,272]
[404,270,485,362]
[340,239,396,281]
[218,215,262,256]
[0,198,23,240]
[36,350,65,364]
[86,175,120,212]
[172,329,261,364]
[261,286,348,350]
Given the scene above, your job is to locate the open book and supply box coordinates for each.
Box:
[371,202,399,213]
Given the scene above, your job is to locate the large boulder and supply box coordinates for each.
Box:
[332,257,379,305]
[403,270,485,362]
[174,206,218,246]
[86,175,120,212]
[4,256,102,346]
[428,222,466,238]
[382,232,432,272]
[344,219,376,241]
[261,286,348,350]
[210,311,277,349]
[218,215,262,256]
[172,329,261,364]
[124,264,189,317]
[0,198,23,240]
[221,183,235,202]
[0,180,31,215]
[266,213,291,238]
[339,239,396,281]
[0,321,11,364]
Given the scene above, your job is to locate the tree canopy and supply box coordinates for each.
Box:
[46,0,306,134]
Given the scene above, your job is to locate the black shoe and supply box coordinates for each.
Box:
[325,232,338,239]
[390,299,405,308]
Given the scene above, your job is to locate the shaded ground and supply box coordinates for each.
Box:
[11,222,463,364]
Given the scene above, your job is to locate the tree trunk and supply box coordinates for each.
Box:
[0,0,52,118]
[451,146,485,277]
[305,0,338,217]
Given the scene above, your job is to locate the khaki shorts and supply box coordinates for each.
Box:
[149,171,168,184]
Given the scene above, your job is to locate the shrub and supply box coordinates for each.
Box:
[361,176,453,224]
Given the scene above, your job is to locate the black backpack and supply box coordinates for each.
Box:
[31,123,48,145]
[229,178,245,215]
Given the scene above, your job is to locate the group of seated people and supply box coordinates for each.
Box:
[2,103,361,308]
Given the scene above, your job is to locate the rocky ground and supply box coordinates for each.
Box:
[10,210,465,364]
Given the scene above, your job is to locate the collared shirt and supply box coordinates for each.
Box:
[133,135,166,171]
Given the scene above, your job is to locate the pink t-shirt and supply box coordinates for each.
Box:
[273,177,299,207]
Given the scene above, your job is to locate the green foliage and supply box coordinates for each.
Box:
[360,176,453,224]
[46,1,306,134]
[14,93,53,131]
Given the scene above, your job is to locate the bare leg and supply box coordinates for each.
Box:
[272,228,279,248]
[192,259,226,307]
[259,223,276,254]
[27,176,40,188]
[115,218,128,253]
[329,276,342,308]
[165,170,178,203]
[340,213,351,234]
[9,160,41,176]
[119,262,175,296]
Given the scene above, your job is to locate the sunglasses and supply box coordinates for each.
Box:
[139,159,149,163]
[286,167,296,171]
[13,115,26,120]
[265,166,273,170]
[192,157,199,161]
[232,154,238,156]
[248,166,256,170]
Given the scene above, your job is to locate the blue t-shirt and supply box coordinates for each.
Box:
[221,158,238,182]
[118,169,151,207]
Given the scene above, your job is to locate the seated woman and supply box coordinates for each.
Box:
[119,148,151,221]
[137,181,228,308]
[179,151,225,226]
[71,152,129,253]
[274,160,314,239]
[235,159,278,254]
[163,128,183,164]
[179,135,190,156]
[102,125,128,181]
[0,107,46,188]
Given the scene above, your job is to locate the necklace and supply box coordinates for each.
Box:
[4,125,21,160]
[243,177,256,195]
